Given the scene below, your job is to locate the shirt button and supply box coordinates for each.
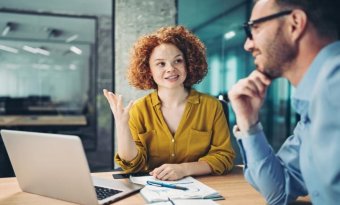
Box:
[172,139,175,143]
[171,153,175,157]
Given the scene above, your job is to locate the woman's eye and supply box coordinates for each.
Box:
[157,62,165,67]
[174,59,183,64]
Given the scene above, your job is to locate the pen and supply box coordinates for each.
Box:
[168,197,175,205]
[146,180,188,190]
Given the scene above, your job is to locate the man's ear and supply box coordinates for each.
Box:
[287,9,308,42]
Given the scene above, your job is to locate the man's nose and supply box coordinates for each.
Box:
[244,38,254,52]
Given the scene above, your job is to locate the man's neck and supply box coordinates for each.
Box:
[284,34,336,86]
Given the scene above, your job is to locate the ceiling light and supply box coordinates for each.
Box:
[54,65,63,70]
[70,46,82,55]
[2,22,15,36]
[22,46,50,56]
[32,64,50,70]
[0,44,18,53]
[69,64,77,70]
[36,47,50,56]
[22,45,38,54]
[224,31,236,40]
[66,34,79,43]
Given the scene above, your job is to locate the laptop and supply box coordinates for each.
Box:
[1,129,143,205]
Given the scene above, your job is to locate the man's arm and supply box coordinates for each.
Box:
[235,123,308,205]
[228,70,307,204]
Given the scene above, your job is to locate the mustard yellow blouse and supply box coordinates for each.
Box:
[115,89,235,174]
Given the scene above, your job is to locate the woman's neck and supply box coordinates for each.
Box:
[157,87,189,108]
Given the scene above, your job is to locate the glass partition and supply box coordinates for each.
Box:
[0,10,96,127]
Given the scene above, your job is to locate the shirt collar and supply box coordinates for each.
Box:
[294,41,340,102]
[151,89,200,107]
[292,41,340,114]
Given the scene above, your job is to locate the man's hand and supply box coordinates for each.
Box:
[228,70,271,131]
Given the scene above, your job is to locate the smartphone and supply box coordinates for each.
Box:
[112,172,150,179]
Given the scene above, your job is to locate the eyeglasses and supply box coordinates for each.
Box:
[243,10,293,40]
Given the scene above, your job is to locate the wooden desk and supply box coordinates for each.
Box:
[0,115,87,126]
[0,166,266,205]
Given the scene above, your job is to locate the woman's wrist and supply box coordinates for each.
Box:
[180,163,191,176]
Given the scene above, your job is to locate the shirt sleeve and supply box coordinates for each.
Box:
[237,123,308,205]
[199,102,235,174]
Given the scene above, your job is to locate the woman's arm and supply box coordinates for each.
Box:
[198,100,235,174]
[103,89,137,161]
[150,161,211,181]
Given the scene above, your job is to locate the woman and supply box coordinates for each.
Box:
[104,25,235,181]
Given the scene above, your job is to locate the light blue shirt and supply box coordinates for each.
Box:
[236,41,340,205]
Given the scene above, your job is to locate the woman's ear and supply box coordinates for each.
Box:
[287,9,308,42]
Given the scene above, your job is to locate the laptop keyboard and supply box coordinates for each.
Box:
[95,186,122,200]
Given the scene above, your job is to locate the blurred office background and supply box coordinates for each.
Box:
[0,0,297,177]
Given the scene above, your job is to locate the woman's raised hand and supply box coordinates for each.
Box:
[103,89,138,160]
[103,89,134,124]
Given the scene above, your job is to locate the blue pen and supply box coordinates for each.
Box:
[147,180,188,190]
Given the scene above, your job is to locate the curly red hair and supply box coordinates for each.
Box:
[127,25,208,90]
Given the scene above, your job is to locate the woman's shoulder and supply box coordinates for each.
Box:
[130,91,156,110]
[193,90,220,105]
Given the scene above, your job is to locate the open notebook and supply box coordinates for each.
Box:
[130,175,224,203]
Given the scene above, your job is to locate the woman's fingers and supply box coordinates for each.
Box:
[117,94,123,110]
[103,89,116,113]
[125,100,134,112]
[150,165,180,181]
[103,89,134,124]
[109,92,118,107]
[103,89,116,105]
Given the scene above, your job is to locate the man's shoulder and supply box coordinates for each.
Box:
[321,41,340,74]
[312,48,340,109]
[318,49,340,83]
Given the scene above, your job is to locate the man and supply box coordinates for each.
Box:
[228,0,340,204]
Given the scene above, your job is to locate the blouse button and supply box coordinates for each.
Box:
[171,153,175,157]
[172,139,175,143]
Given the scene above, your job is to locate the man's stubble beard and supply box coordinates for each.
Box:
[259,27,297,80]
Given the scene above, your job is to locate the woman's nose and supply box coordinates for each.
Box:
[166,63,176,72]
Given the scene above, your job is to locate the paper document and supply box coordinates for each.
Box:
[148,199,218,205]
[130,175,224,203]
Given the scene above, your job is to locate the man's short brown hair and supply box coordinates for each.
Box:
[127,25,208,90]
[274,0,340,39]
